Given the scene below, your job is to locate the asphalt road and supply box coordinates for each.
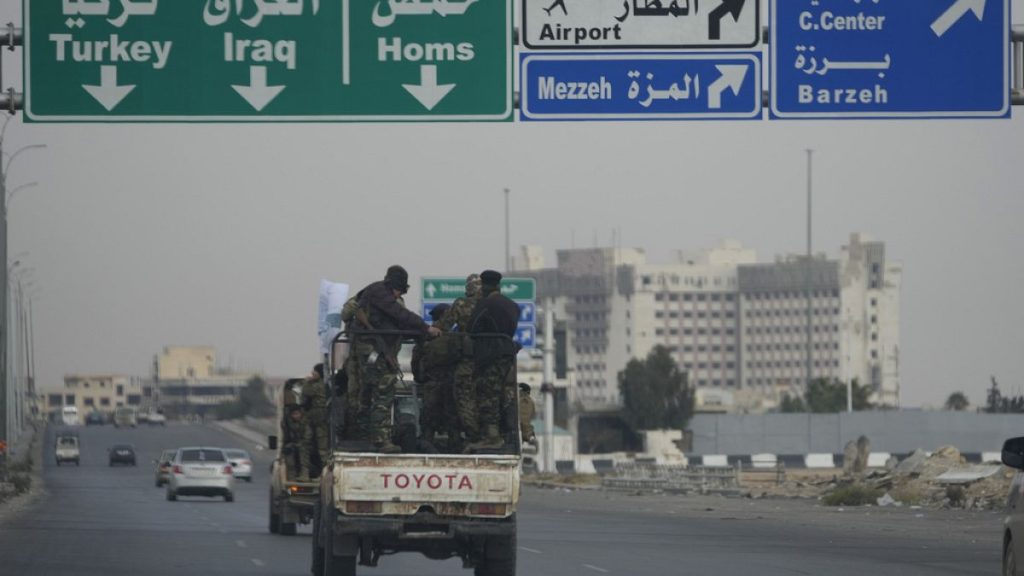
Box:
[0,422,1005,575]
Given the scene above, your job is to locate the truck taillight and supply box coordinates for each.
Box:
[469,503,507,516]
[222,466,233,475]
[242,460,251,466]
[172,465,182,475]
[345,501,382,515]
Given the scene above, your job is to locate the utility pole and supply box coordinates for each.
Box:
[804,150,813,402]
[542,303,555,473]
[504,188,510,271]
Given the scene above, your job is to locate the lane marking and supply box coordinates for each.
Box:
[519,546,543,554]
[251,559,265,567]
[583,564,609,573]
[236,540,248,548]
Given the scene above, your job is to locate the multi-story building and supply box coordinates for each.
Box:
[515,233,902,413]
[153,346,258,415]
[46,374,143,417]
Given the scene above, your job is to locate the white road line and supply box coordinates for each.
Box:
[519,546,543,554]
[236,540,248,548]
[583,564,609,573]
[251,559,265,567]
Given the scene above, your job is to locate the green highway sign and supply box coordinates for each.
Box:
[422,276,536,302]
[24,0,512,122]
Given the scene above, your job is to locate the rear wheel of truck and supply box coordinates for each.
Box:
[311,506,325,576]
[324,511,357,576]
[269,489,281,534]
[474,529,517,576]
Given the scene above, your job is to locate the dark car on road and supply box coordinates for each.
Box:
[108,444,137,466]
[85,411,105,426]
[1003,437,1024,575]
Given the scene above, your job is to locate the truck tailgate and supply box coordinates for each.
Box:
[333,454,520,517]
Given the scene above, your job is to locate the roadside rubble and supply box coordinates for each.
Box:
[746,445,1015,511]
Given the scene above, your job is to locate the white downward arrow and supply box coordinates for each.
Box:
[707,64,748,110]
[931,0,986,37]
[402,65,455,111]
[232,66,285,112]
[83,66,135,112]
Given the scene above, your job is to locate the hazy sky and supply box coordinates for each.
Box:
[1,2,1022,409]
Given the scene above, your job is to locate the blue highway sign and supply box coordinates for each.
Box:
[521,53,762,121]
[518,302,537,324]
[770,0,1011,119]
[514,325,537,349]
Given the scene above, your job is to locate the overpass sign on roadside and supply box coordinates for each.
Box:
[24,0,512,121]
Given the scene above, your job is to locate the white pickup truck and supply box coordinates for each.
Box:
[55,433,80,466]
[313,452,520,576]
[310,330,522,576]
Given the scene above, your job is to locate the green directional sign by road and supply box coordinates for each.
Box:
[24,0,512,122]
[422,276,535,302]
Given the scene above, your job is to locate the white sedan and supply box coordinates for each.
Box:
[166,447,235,502]
[224,449,253,482]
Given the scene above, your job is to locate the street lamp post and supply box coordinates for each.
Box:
[0,113,45,448]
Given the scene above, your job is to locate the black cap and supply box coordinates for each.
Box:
[519,382,531,393]
[480,269,502,287]
[385,265,410,293]
[429,303,451,322]
[313,363,324,379]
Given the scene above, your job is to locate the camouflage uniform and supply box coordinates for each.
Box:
[414,333,457,444]
[518,386,537,443]
[282,407,306,480]
[356,272,429,450]
[465,272,521,452]
[302,374,330,478]
[340,296,367,439]
[438,275,482,443]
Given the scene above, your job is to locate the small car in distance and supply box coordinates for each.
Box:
[166,447,234,502]
[55,433,80,466]
[146,410,167,426]
[154,449,177,487]
[85,411,106,426]
[108,444,137,466]
[224,449,253,482]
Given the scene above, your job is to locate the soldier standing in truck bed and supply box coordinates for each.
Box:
[354,265,440,453]
[465,270,521,452]
[438,274,482,448]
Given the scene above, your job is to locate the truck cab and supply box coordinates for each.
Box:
[311,330,522,576]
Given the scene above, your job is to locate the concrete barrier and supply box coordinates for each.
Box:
[805,453,836,469]
[982,451,1002,464]
[702,455,729,467]
[750,454,778,469]
[867,452,892,468]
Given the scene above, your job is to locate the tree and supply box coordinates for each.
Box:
[944,391,970,412]
[618,345,695,431]
[778,379,873,414]
[779,394,806,413]
[215,376,274,420]
[986,377,1003,413]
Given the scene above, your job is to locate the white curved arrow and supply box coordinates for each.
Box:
[931,0,986,38]
[707,65,748,110]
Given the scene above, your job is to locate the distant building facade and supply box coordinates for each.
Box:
[153,346,257,415]
[47,374,143,416]
[514,233,902,412]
